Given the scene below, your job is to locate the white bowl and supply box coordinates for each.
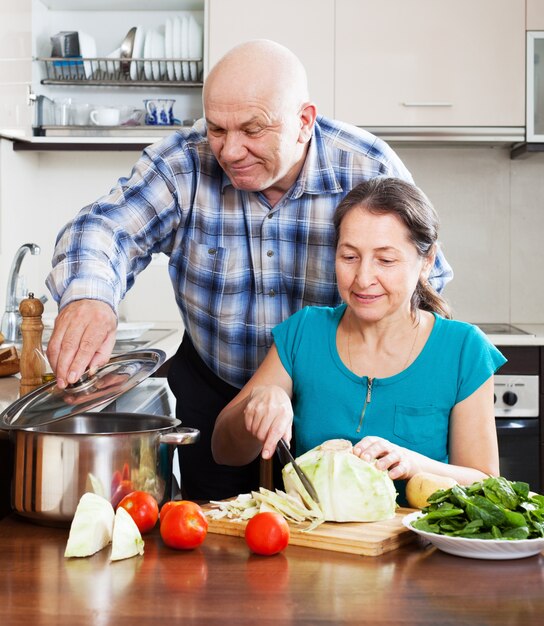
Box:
[403,511,544,560]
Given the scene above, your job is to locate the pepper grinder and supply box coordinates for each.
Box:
[19,292,45,396]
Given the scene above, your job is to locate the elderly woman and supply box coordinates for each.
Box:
[212,178,505,496]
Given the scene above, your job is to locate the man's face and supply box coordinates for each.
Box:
[205,97,306,204]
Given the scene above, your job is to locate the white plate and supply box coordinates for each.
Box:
[151,30,165,80]
[102,47,120,76]
[143,29,153,80]
[165,18,174,81]
[188,15,202,81]
[180,16,189,81]
[116,322,154,342]
[130,25,145,81]
[77,31,97,79]
[172,16,182,80]
[402,511,544,560]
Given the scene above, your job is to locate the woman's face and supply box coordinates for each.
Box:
[335,207,431,324]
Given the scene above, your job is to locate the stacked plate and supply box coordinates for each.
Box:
[136,15,202,82]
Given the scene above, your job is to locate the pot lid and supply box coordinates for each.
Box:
[0,349,166,430]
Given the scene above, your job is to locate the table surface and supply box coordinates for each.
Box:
[1,514,543,626]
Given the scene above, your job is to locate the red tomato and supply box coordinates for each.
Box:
[117,491,159,534]
[159,499,196,525]
[244,512,290,556]
[160,501,208,550]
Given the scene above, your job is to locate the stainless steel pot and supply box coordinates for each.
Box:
[10,411,198,527]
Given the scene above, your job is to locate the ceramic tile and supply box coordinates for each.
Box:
[510,152,544,323]
[395,145,511,323]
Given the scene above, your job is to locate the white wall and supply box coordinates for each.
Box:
[1,139,543,326]
[0,141,179,324]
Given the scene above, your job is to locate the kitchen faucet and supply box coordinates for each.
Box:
[1,243,43,343]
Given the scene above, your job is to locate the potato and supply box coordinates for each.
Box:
[406,472,458,509]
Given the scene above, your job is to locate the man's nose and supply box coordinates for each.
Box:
[221,131,246,161]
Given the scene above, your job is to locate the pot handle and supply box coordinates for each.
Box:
[159,427,200,445]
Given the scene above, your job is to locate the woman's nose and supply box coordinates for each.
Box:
[355,261,377,287]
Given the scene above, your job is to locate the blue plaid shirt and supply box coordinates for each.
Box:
[47,116,453,388]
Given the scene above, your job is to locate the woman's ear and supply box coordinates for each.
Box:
[298,101,317,143]
[420,244,437,282]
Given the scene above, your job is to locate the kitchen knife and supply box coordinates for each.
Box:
[276,438,320,505]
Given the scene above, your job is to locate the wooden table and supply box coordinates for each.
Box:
[1,514,543,626]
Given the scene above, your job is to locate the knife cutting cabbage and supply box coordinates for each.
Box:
[207,439,397,530]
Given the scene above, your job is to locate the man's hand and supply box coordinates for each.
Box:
[46,300,118,389]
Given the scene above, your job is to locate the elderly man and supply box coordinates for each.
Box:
[47,40,452,500]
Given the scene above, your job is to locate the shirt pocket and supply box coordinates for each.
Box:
[180,237,250,324]
[393,404,446,445]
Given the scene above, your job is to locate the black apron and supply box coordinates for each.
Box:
[167,333,262,501]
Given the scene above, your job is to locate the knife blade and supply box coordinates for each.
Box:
[276,438,320,505]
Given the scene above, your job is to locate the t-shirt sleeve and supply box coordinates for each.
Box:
[456,325,507,403]
[271,307,311,378]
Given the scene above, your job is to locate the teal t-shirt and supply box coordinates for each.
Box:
[272,305,506,500]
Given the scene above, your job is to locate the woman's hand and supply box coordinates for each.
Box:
[243,385,293,460]
[353,436,422,480]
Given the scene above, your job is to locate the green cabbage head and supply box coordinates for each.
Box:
[282,439,397,522]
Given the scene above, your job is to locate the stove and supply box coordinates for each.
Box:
[476,323,533,336]
[112,327,177,355]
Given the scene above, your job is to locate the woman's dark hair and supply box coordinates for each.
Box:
[333,177,451,319]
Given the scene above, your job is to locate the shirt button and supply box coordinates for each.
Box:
[267,213,273,219]
[268,289,276,297]
[266,250,274,257]
[208,248,217,255]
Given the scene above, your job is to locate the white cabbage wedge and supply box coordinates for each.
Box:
[282,439,397,522]
[64,492,115,558]
[110,506,145,561]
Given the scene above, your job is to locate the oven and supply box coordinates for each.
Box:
[494,373,540,492]
[474,326,541,492]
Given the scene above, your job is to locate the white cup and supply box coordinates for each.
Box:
[90,107,121,126]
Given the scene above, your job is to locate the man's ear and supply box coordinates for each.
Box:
[298,102,317,143]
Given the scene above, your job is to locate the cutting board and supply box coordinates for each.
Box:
[203,504,417,556]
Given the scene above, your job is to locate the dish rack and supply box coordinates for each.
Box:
[35,57,204,86]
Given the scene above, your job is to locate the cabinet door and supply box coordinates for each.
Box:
[335,0,525,127]
[207,0,334,117]
[527,0,544,30]
[0,0,32,134]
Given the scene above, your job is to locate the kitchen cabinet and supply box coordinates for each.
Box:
[527,0,544,30]
[206,0,334,118]
[0,0,205,138]
[0,0,33,133]
[526,31,544,142]
[335,0,525,129]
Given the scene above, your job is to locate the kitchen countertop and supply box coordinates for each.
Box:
[0,322,184,410]
[486,324,544,346]
[0,513,542,626]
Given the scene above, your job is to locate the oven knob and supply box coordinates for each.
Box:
[493,393,497,404]
[502,391,518,407]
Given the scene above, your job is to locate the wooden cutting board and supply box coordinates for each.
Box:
[203,504,417,557]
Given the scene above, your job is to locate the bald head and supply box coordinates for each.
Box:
[203,39,310,114]
[202,40,317,206]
